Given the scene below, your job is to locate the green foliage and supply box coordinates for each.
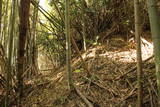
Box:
[86,36,101,46]
[37,0,148,64]
[74,68,84,73]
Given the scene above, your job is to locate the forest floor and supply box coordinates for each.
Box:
[22,37,157,107]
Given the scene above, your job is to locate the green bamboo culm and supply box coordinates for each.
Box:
[65,0,74,91]
[147,0,160,105]
[134,0,143,106]
[5,0,16,106]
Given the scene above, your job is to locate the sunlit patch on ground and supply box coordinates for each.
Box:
[38,37,153,73]
[80,37,153,63]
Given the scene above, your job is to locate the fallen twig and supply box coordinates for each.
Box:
[83,77,119,97]
[116,85,137,106]
[75,86,94,107]
[115,55,154,80]
[40,68,54,71]
[148,88,154,107]
[148,78,158,97]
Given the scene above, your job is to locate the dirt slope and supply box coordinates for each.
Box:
[22,38,157,107]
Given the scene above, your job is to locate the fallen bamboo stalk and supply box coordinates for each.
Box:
[116,85,137,106]
[148,88,154,107]
[115,55,154,80]
[71,34,91,75]
[83,77,119,97]
[75,86,94,107]
[40,68,54,71]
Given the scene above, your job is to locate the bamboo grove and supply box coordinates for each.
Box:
[0,0,160,106]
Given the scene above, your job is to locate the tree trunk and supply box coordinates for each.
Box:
[31,0,39,74]
[17,0,30,105]
[82,0,87,51]
[134,0,143,106]
[0,0,2,40]
[65,0,74,91]
[5,0,16,106]
[2,0,9,52]
[147,0,160,105]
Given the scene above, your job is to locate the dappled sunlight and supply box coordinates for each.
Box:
[38,51,49,70]
[51,72,63,82]
[38,37,153,76]
[22,37,155,107]
[102,37,153,62]
[73,37,153,64]
[1,0,158,106]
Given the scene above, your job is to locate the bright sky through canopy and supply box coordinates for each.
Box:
[39,0,52,23]
[39,0,50,11]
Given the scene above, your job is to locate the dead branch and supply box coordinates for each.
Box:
[71,33,91,75]
[116,85,137,106]
[115,55,154,80]
[148,88,154,107]
[83,77,119,97]
[75,86,94,107]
